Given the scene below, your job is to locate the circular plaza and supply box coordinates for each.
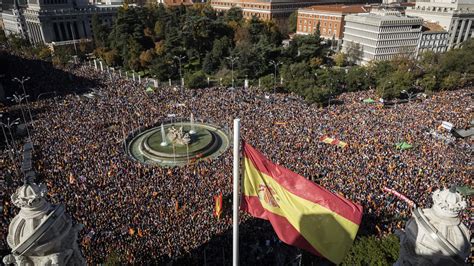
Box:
[126,121,230,166]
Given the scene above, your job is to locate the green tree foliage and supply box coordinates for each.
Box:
[376,70,415,99]
[185,70,207,89]
[334,52,346,67]
[346,66,372,92]
[342,234,399,265]
[288,11,297,33]
[52,46,73,67]
[225,7,243,24]
[345,41,363,65]
[91,14,108,48]
[259,74,274,91]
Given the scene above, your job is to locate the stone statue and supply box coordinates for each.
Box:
[395,187,471,266]
[167,126,191,145]
[3,181,86,266]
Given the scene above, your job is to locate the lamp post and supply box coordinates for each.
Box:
[0,114,17,164]
[1,117,20,150]
[402,90,415,102]
[269,60,282,94]
[8,94,32,142]
[225,56,239,89]
[12,76,33,125]
[1,117,20,174]
[173,55,186,90]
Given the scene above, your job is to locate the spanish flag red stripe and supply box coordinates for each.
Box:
[241,142,363,264]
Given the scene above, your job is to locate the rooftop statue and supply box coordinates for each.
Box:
[395,187,471,266]
[3,180,86,266]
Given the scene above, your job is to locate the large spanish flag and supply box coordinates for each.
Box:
[241,142,363,264]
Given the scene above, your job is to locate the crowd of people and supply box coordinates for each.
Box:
[0,53,472,264]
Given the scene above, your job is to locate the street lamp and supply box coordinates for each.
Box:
[0,117,20,150]
[173,55,186,90]
[269,60,282,94]
[401,90,415,102]
[8,94,32,142]
[12,76,34,125]
[225,56,239,89]
[0,116,21,174]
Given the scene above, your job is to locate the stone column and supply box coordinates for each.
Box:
[448,19,460,49]
[463,19,472,42]
[456,19,466,46]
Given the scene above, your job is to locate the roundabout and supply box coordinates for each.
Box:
[126,121,230,166]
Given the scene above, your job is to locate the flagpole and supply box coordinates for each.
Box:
[232,118,240,266]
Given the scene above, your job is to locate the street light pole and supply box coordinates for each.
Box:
[12,77,33,125]
[173,55,186,91]
[269,60,282,94]
[8,94,32,142]
[225,56,239,88]
[2,117,20,150]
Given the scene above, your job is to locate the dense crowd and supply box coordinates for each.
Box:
[0,55,472,264]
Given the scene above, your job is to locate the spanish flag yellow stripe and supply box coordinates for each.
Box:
[243,157,359,264]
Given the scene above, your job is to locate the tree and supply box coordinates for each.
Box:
[346,66,371,92]
[185,70,207,89]
[304,86,331,106]
[225,7,243,24]
[314,21,321,40]
[104,49,120,66]
[139,48,155,68]
[91,14,107,48]
[440,72,463,90]
[377,70,415,99]
[334,52,346,67]
[346,41,363,65]
[259,74,274,91]
[36,45,52,60]
[342,235,399,265]
[288,11,298,33]
[418,74,438,92]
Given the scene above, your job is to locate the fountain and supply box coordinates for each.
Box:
[160,124,168,147]
[126,119,230,167]
[189,113,196,135]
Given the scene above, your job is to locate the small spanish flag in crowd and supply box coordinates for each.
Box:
[241,142,362,264]
[128,227,135,236]
[320,135,348,148]
[214,193,223,219]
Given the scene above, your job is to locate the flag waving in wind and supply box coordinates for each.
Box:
[214,193,223,219]
[241,142,363,264]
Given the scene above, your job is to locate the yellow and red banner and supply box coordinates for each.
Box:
[214,193,223,219]
[320,135,348,148]
[241,142,362,264]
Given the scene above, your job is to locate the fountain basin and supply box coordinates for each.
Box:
[126,122,230,166]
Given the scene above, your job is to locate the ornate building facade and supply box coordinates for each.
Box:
[1,0,119,44]
[405,0,474,49]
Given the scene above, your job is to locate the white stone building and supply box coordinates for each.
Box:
[342,10,423,64]
[416,21,449,57]
[1,0,120,44]
[405,0,474,49]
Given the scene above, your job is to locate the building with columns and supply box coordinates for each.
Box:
[1,0,120,44]
[416,21,449,57]
[405,0,474,49]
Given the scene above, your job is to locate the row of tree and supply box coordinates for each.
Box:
[2,4,472,105]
